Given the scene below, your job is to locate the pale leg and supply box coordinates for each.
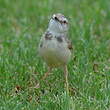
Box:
[41,67,52,80]
[35,67,52,88]
[64,65,69,93]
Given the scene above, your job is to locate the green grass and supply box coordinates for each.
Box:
[0,0,110,109]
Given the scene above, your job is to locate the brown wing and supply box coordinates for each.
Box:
[44,31,53,40]
[68,41,73,50]
[65,37,73,50]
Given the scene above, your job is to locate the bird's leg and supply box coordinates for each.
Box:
[35,67,52,88]
[64,65,69,93]
[41,67,52,80]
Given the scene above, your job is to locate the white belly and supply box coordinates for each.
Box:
[39,37,71,67]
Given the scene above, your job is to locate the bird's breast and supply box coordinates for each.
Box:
[39,36,71,67]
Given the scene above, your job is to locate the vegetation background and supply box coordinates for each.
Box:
[0,0,110,109]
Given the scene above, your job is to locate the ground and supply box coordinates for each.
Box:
[0,0,110,110]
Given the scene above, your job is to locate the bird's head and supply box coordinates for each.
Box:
[48,13,69,34]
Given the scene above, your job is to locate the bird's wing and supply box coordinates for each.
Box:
[56,35,73,50]
[65,37,73,50]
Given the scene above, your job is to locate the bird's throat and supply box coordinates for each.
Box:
[47,28,67,37]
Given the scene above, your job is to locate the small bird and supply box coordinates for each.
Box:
[38,13,72,92]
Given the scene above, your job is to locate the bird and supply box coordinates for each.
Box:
[38,13,72,92]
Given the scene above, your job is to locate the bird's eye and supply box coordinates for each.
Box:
[54,16,58,20]
[63,20,67,24]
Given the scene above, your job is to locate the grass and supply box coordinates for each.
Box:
[0,0,110,109]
